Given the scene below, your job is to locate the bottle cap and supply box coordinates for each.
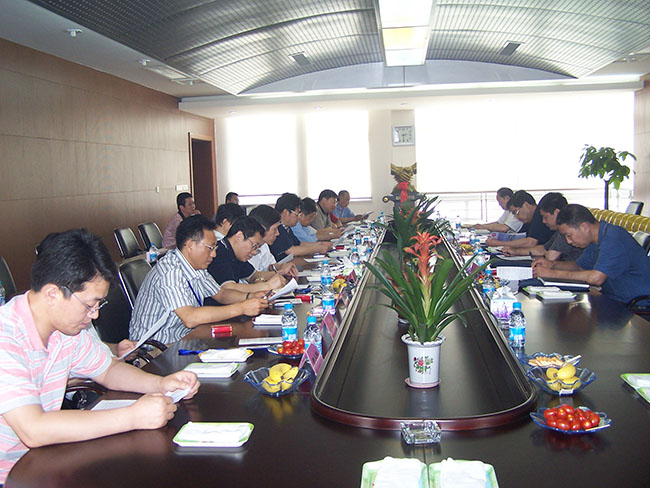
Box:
[284,303,293,310]
[307,315,317,324]
[513,302,522,309]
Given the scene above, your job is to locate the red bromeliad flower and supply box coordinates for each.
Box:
[403,232,442,282]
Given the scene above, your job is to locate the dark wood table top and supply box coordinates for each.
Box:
[6,242,650,488]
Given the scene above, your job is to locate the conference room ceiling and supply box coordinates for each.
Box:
[15,0,650,97]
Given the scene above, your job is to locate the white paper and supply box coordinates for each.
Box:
[91,399,136,411]
[496,266,532,281]
[373,457,425,488]
[165,387,190,403]
[267,278,298,301]
[525,286,561,293]
[184,362,238,378]
[304,257,327,263]
[496,254,533,261]
[252,314,283,325]
[238,337,283,346]
[277,253,293,264]
[439,458,486,488]
[627,375,650,388]
[118,312,168,360]
[199,349,252,362]
[175,422,252,446]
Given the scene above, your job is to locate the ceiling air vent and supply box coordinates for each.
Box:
[290,53,311,67]
[499,42,522,57]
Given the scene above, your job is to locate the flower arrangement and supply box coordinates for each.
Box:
[365,231,489,344]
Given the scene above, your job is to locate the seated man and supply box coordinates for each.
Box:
[206,216,286,298]
[0,229,199,482]
[270,193,332,261]
[485,190,553,249]
[130,215,268,344]
[312,189,342,231]
[249,205,299,277]
[502,192,582,263]
[291,197,318,243]
[225,192,239,205]
[333,190,364,225]
[471,187,523,233]
[533,204,650,304]
[162,192,200,248]
[213,203,245,240]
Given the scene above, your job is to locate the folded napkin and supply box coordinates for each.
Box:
[627,374,650,388]
[252,314,283,325]
[538,290,575,299]
[439,458,486,488]
[174,422,253,446]
[199,349,252,362]
[373,457,426,488]
[184,362,238,378]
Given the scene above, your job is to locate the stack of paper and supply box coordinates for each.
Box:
[373,457,426,488]
[198,349,253,363]
[184,362,239,378]
[537,290,576,300]
[439,458,487,488]
[173,422,254,448]
[252,314,283,326]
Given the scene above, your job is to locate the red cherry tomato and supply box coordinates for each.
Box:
[297,339,305,348]
[559,405,574,415]
[581,419,593,430]
[556,420,570,431]
[547,418,558,428]
[282,341,292,349]
[570,421,581,431]
[566,414,575,423]
[556,409,567,419]
[589,413,601,426]
[543,408,558,420]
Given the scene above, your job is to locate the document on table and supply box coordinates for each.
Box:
[91,399,136,411]
[496,266,533,281]
[496,254,533,261]
[267,278,298,301]
[277,253,293,264]
[118,312,168,360]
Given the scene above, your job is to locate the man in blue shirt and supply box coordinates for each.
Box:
[333,190,364,225]
[533,204,650,304]
[291,197,319,243]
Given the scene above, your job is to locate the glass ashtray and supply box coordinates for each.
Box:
[400,421,441,445]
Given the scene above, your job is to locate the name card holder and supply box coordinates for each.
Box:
[299,343,323,376]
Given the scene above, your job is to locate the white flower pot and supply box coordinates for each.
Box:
[401,333,446,388]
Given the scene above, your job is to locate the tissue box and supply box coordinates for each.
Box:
[489,288,516,326]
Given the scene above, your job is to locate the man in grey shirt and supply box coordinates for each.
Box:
[129,215,268,344]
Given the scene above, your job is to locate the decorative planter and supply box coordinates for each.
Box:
[396,314,410,328]
[401,333,446,388]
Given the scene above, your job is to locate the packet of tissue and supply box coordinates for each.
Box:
[373,457,427,488]
[434,458,494,488]
[490,286,517,328]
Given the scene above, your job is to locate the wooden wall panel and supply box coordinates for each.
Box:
[0,38,213,292]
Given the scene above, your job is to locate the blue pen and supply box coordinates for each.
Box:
[178,349,206,355]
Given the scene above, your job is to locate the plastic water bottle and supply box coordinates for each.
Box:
[281,303,298,342]
[354,229,362,247]
[350,247,360,266]
[321,280,335,316]
[508,302,526,347]
[0,281,5,306]
[320,259,331,293]
[146,243,158,263]
[455,215,461,231]
[378,212,386,225]
[303,315,322,354]
[482,269,496,302]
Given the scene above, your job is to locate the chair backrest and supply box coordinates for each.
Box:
[0,256,18,300]
[625,201,644,215]
[92,279,132,343]
[633,231,650,254]
[113,227,142,259]
[138,222,163,249]
[119,260,152,308]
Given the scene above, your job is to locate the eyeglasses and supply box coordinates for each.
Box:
[512,207,521,216]
[62,286,108,315]
[246,238,262,251]
[199,241,218,252]
[289,209,300,216]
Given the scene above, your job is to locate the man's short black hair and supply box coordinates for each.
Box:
[337,190,349,200]
[318,189,337,202]
[225,192,239,203]
[176,214,215,249]
[275,192,301,213]
[556,204,597,228]
[538,192,568,214]
[226,215,266,239]
[510,190,536,207]
[31,229,117,294]
[300,197,317,215]
[497,187,513,199]
[213,203,245,227]
[249,205,280,230]
[176,192,193,210]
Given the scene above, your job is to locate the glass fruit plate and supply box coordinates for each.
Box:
[530,408,611,434]
[526,366,596,396]
[243,367,310,397]
[267,344,302,359]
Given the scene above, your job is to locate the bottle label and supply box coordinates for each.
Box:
[282,325,298,342]
[322,297,335,314]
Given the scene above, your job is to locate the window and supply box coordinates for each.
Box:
[223,115,298,198]
[305,111,371,199]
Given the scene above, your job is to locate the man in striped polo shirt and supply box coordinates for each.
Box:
[0,229,200,483]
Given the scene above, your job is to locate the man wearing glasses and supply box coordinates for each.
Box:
[205,216,287,302]
[129,215,268,345]
[485,190,554,250]
[0,229,199,483]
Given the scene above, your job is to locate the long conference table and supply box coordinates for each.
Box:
[6,233,650,487]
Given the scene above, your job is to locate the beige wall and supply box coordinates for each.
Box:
[634,75,650,215]
[0,39,214,292]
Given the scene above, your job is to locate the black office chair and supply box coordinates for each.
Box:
[138,222,163,249]
[0,256,17,300]
[119,260,152,309]
[633,231,650,254]
[113,227,143,259]
[625,201,644,215]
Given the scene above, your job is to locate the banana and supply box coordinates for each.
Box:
[269,363,292,381]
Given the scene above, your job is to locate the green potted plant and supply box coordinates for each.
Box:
[365,232,489,387]
[578,145,636,209]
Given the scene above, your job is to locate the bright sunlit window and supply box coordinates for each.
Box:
[415,91,635,194]
[223,114,299,196]
[305,110,371,199]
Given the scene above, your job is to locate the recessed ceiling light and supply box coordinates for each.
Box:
[138,59,151,66]
[65,28,82,37]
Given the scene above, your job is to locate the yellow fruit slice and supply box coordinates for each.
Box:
[556,364,576,380]
[282,366,299,382]
[269,363,292,381]
[546,380,563,392]
[546,368,558,380]
[262,376,282,393]
[280,379,293,391]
